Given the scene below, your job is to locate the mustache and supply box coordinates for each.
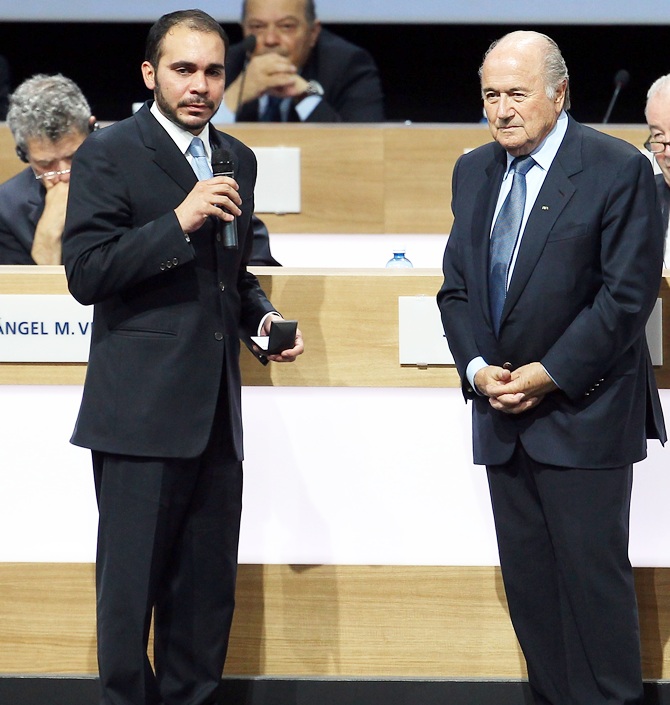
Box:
[179,97,215,109]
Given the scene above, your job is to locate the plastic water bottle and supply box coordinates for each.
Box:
[385,250,413,268]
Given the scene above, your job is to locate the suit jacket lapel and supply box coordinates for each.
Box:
[500,118,582,327]
[134,103,198,193]
[475,148,507,330]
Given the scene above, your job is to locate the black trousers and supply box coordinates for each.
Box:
[92,396,243,705]
[487,444,642,705]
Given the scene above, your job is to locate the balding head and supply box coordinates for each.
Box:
[480,31,569,156]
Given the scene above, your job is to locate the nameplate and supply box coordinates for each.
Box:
[251,146,301,214]
[399,296,664,368]
[0,295,93,362]
[398,296,454,365]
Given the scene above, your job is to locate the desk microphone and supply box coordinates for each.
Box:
[211,148,238,250]
[235,34,257,117]
[603,69,630,124]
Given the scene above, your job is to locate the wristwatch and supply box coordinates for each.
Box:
[298,80,324,100]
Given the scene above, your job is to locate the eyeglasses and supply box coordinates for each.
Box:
[644,138,670,154]
[34,169,71,181]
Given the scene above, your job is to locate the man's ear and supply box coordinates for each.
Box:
[309,20,322,49]
[141,61,156,91]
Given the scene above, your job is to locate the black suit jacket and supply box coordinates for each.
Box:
[655,173,670,238]
[230,28,384,122]
[0,168,44,264]
[438,116,666,468]
[62,103,275,460]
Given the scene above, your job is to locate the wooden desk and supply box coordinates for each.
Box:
[0,123,651,234]
[2,266,669,388]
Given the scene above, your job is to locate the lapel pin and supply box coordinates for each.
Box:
[541,205,549,210]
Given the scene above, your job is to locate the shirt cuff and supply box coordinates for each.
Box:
[466,356,488,395]
[258,311,281,337]
[294,95,322,121]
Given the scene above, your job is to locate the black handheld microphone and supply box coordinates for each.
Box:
[211,148,238,250]
[235,34,257,116]
[603,69,630,124]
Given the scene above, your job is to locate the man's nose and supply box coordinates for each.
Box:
[497,94,512,119]
[190,71,208,92]
[263,26,280,46]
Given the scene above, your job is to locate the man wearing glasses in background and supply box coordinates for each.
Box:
[0,74,97,264]
[645,74,670,267]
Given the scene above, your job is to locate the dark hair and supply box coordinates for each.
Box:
[145,9,229,68]
[242,0,317,24]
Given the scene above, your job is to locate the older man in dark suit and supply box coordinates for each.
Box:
[213,0,384,122]
[645,74,670,267]
[0,74,95,265]
[438,31,665,705]
[63,10,302,705]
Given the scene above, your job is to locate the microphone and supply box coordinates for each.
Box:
[211,148,238,250]
[235,34,257,116]
[603,69,630,124]
[241,33,257,56]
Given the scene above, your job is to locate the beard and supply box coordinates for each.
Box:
[153,78,217,132]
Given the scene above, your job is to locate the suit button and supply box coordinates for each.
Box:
[503,362,513,371]
[214,332,223,341]
[219,281,225,292]
[172,257,179,265]
[216,232,222,242]
[166,260,173,269]
[160,262,166,271]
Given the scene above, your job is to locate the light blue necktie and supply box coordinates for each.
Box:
[187,137,212,180]
[488,155,535,336]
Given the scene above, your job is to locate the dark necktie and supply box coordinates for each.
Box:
[260,95,283,122]
[488,155,535,335]
[187,137,212,180]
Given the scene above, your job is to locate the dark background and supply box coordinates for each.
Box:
[0,21,668,126]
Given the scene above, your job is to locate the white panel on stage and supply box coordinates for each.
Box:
[1,385,669,567]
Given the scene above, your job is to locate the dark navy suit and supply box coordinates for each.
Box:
[229,28,384,122]
[63,103,276,705]
[0,168,44,264]
[438,116,665,705]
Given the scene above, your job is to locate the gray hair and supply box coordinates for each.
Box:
[7,74,91,155]
[646,74,670,120]
[479,31,571,110]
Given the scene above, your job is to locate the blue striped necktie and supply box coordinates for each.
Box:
[488,155,535,336]
[187,137,212,180]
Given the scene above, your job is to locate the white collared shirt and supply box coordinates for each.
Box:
[150,101,212,166]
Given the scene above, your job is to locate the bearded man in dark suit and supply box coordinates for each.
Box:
[62,10,303,705]
[438,30,665,705]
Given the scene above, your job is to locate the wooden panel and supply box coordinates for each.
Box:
[2,266,670,388]
[241,267,457,388]
[383,125,491,234]
[1,563,669,678]
[0,124,653,235]
[0,126,22,183]
[205,123,386,235]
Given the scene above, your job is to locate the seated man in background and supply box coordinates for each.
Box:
[645,73,670,267]
[214,0,384,122]
[0,74,96,264]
